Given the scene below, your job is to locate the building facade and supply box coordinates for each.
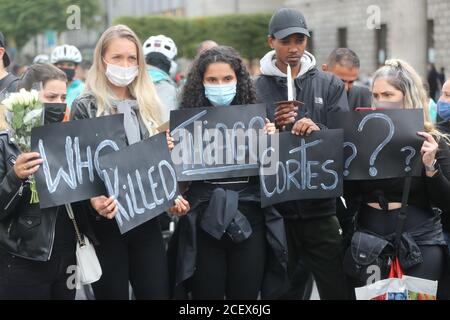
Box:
[286,0,449,78]
[20,0,449,79]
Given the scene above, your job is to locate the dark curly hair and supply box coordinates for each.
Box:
[180,46,256,108]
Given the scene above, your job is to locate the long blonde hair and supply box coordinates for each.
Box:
[372,59,445,140]
[84,25,162,134]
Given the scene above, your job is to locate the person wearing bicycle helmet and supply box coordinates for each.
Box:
[50,45,85,113]
[143,35,179,122]
[33,54,50,64]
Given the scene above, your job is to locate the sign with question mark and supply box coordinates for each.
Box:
[328,109,424,180]
[357,113,395,177]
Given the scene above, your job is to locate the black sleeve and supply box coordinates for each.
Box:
[425,139,450,211]
[326,76,350,114]
[70,97,93,121]
[0,137,24,220]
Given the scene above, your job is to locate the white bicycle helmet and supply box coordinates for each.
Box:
[33,54,50,64]
[50,45,82,64]
[143,35,177,60]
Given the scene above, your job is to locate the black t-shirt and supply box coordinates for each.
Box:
[0,73,18,98]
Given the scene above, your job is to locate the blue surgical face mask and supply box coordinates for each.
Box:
[204,82,237,107]
[437,100,450,121]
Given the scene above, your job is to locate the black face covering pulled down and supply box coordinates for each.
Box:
[60,68,76,82]
[43,103,67,124]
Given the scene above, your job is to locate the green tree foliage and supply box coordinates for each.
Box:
[0,0,101,49]
[116,13,272,60]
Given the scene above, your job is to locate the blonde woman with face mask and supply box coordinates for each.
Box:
[71,25,189,300]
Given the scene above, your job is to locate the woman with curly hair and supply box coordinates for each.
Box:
[168,46,289,300]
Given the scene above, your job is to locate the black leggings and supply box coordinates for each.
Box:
[91,217,169,300]
[356,205,445,284]
[0,250,76,300]
[190,202,266,300]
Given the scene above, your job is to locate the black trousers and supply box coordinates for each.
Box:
[0,250,76,300]
[190,202,266,300]
[284,215,349,300]
[91,217,169,300]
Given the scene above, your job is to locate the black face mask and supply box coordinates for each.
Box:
[43,103,67,124]
[60,68,76,82]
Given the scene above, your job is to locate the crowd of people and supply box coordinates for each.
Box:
[0,7,449,300]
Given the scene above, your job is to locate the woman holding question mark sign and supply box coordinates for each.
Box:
[343,59,450,297]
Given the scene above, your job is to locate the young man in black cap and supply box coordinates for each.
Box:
[0,32,18,98]
[256,8,349,300]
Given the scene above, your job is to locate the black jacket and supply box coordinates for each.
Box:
[255,66,349,219]
[0,131,92,261]
[0,73,18,99]
[71,94,151,141]
[437,121,450,232]
[348,85,372,110]
[168,180,289,299]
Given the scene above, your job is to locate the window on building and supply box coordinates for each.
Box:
[375,24,388,67]
[427,19,435,63]
[337,27,347,48]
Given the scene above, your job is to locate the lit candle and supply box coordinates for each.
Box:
[287,63,293,101]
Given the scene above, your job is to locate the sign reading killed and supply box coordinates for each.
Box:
[31,115,127,209]
[99,133,179,234]
[328,109,424,180]
[260,130,344,208]
[170,104,268,181]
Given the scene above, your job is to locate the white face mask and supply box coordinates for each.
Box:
[104,61,139,87]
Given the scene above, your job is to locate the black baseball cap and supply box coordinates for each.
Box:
[269,8,310,39]
[0,32,11,67]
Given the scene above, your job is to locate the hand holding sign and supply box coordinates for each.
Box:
[417,131,439,176]
[168,195,190,217]
[274,101,300,130]
[291,117,320,136]
[264,118,276,135]
[91,195,118,219]
[14,152,43,179]
[166,129,175,151]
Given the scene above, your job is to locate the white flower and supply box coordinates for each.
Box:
[24,90,32,105]
[23,108,43,124]
[4,89,41,109]
[30,90,39,103]
[1,97,13,110]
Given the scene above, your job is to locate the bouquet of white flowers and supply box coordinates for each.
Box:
[2,88,42,204]
[2,89,42,152]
